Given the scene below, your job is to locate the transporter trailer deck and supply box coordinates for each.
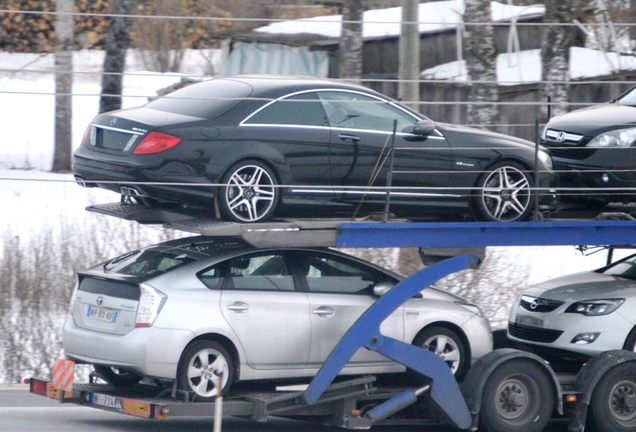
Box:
[30,202,636,432]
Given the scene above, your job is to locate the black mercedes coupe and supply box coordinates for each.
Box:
[73,75,554,222]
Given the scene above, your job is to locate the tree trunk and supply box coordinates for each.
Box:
[398,0,420,111]
[339,0,364,81]
[463,0,499,130]
[52,0,74,173]
[540,2,574,120]
[100,0,135,114]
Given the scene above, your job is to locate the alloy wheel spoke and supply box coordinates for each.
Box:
[194,377,212,395]
[434,336,448,352]
[444,349,460,363]
[251,167,264,186]
[187,364,204,380]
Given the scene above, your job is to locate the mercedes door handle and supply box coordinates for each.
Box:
[227,302,249,313]
[312,306,335,317]
[339,134,361,142]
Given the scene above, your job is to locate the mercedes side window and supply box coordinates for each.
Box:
[318,91,418,132]
[244,92,327,127]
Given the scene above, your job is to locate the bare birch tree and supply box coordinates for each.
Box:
[463,0,499,130]
[100,0,135,114]
[339,0,364,81]
[540,2,573,119]
[52,0,73,173]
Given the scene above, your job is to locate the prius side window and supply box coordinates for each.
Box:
[198,254,295,291]
[299,253,378,294]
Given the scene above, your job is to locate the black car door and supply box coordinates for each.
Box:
[242,91,332,189]
[317,90,453,206]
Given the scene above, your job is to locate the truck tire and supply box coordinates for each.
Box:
[588,362,636,432]
[479,358,554,432]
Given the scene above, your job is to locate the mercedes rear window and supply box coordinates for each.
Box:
[145,79,253,118]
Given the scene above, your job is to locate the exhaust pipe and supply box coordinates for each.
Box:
[74,175,95,188]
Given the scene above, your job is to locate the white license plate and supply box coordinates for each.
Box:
[516,314,543,328]
[87,305,118,323]
[92,393,123,411]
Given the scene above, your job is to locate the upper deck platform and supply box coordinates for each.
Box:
[86,202,636,249]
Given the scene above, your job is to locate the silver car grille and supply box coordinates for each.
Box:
[545,129,584,145]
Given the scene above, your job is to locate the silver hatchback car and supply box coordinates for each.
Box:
[508,252,636,360]
[63,236,492,400]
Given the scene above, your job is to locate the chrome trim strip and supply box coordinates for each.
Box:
[291,188,461,198]
[93,124,146,135]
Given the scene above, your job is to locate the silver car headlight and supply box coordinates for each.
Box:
[587,127,636,148]
[455,301,484,317]
[564,298,625,316]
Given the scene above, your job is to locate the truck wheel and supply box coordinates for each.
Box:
[178,341,234,401]
[480,359,554,432]
[588,363,636,432]
[93,366,142,388]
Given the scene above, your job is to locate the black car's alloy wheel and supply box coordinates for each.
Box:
[178,340,234,401]
[473,162,533,222]
[219,160,279,223]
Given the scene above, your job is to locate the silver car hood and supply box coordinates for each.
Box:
[524,271,636,302]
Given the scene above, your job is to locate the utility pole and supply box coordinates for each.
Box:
[399,0,420,111]
[52,0,74,173]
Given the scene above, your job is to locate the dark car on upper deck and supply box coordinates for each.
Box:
[542,86,636,207]
[73,75,554,223]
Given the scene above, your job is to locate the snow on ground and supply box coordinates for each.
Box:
[0,50,631,319]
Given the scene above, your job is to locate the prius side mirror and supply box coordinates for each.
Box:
[373,281,395,296]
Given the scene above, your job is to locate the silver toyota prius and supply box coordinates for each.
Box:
[63,236,492,400]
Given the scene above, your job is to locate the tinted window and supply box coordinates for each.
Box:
[318,91,418,132]
[601,254,636,280]
[245,92,327,126]
[298,252,381,294]
[618,88,636,106]
[104,250,195,277]
[145,79,253,118]
[199,253,295,291]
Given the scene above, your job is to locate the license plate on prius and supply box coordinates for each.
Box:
[516,314,544,328]
[87,305,118,323]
